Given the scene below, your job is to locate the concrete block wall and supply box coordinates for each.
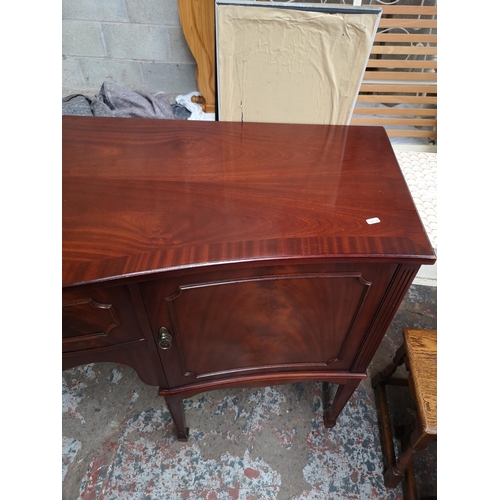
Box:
[62,0,197,96]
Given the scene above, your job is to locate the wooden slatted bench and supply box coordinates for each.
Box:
[352,4,437,143]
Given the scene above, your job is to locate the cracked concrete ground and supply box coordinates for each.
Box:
[63,284,437,500]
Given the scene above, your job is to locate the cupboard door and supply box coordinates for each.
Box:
[141,265,396,387]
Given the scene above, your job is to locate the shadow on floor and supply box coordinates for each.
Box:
[63,284,437,500]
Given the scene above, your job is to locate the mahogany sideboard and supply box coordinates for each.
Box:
[62,116,436,441]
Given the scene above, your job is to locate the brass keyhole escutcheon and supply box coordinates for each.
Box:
[158,327,173,350]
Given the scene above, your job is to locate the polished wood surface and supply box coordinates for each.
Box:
[62,116,435,288]
[63,117,435,440]
[141,262,397,389]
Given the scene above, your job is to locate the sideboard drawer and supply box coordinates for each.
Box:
[62,286,145,353]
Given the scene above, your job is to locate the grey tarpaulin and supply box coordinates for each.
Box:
[62,82,191,120]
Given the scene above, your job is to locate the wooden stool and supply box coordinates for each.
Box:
[372,329,437,499]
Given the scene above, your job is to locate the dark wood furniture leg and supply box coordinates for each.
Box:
[397,425,419,500]
[371,343,406,388]
[164,396,189,441]
[372,330,437,494]
[384,423,434,488]
[373,380,396,474]
[324,379,361,427]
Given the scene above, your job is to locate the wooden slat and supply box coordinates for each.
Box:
[359,84,436,93]
[353,107,437,117]
[351,125,437,138]
[386,129,437,138]
[356,95,437,105]
[351,117,436,127]
[370,45,437,56]
[379,19,437,29]
[354,3,437,142]
[367,59,437,70]
[375,33,437,44]
[378,5,437,15]
[363,71,437,82]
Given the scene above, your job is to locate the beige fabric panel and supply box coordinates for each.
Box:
[217,5,379,125]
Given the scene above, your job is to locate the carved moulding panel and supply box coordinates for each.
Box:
[62,298,120,345]
[165,273,371,379]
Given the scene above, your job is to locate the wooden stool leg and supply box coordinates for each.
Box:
[384,424,433,488]
[324,379,360,427]
[372,343,407,388]
[373,381,396,474]
[397,425,419,500]
[164,396,189,442]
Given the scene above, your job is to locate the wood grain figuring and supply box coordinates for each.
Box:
[142,263,398,388]
[168,274,370,376]
[404,328,437,435]
[62,117,435,288]
[63,117,436,440]
[178,0,215,113]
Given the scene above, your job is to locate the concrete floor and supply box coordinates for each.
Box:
[62,283,437,500]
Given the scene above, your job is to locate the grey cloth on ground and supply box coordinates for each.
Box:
[62,82,191,120]
[62,95,94,117]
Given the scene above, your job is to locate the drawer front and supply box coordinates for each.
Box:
[62,285,144,353]
[141,264,397,388]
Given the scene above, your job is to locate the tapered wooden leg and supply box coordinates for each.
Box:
[324,379,360,428]
[384,424,434,488]
[164,396,189,441]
